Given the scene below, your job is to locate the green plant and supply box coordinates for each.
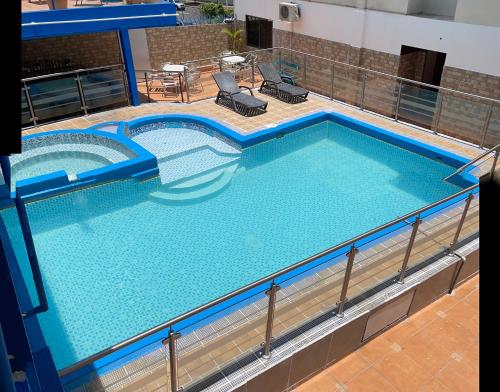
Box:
[200,2,226,21]
[221,27,243,52]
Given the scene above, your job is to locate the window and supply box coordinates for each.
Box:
[245,15,273,49]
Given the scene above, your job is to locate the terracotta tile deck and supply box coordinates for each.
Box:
[294,274,479,392]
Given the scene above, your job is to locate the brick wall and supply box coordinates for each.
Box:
[397,51,427,81]
[436,67,500,146]
[441,67,500,100]
[22,32,121,72]
[145,24,231,69]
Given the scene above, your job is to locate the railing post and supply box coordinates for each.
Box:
[145,72,151,103]
[163,328,180,392]
[449,193,474,254]
[360,73,367,110]
[251,57,255,89]
[262,281,280,359]
[330,63,335,100]
[120,65,131,106]
[184,65,190,103]
[278,48,283,75]
[303,53,307,89]
[490,151,499,181]
[480,103,494,148]
[336,245,358,317]
[394,80,403,121]
[432,92,444,135]
[22,81,38,127]
[75,72,88,115]
[397,217,422,284]
[448,252,466,294]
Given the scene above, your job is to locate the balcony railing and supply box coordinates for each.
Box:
[176,47,500,149]
[21,64,130,127]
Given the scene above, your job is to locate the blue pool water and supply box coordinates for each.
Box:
[2,120,463,369]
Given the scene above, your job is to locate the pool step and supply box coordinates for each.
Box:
[157,148,240,186]
[169,168,226,193]
[149,164,238,203]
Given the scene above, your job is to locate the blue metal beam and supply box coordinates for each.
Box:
[22,4,177,40]
[119,29,141,106]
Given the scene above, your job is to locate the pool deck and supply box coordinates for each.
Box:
[295,274,479,392]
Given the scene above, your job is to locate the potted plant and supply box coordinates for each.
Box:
[47,0,69,9]
[221,27,243,53]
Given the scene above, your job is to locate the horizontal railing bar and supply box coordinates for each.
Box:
[444,143,500,180]
[282,48,500,105]
[59,182,478,377]
[21,65,124,82]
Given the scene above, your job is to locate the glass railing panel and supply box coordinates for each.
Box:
[332,64,362,106]
[363,74,398,118]
[79,67,128,113]
[483,104,500,148]
[397,83,439,129]
[436,92,490,145]
[26,75,83,124]
[406,195,470,272]
[274,49,304,87]
[176,286,269,391]
[346,222,413,302]
[303,56,332,98]
[272,252,347,339]
[21,86,32,127]
[61,334,170,392]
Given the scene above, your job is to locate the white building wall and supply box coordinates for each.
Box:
[235,0,500,76]
[455,0,500,27]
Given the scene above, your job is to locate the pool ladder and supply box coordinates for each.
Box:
[444,143,500,182]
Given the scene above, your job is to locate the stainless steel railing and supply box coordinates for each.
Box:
[444,143,500,181]
[21,64,129,128]
[178,47,499,148]
[59,181,479,390]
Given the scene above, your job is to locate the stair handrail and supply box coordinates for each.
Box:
[444,143,500,181]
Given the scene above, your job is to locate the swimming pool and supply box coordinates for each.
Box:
[8,130,158,198]
[1,112,474,370]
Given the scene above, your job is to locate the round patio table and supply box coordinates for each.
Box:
[221,55,245,65]
[162,64,186,102]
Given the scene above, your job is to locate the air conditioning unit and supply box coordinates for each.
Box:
[279,2,300,22]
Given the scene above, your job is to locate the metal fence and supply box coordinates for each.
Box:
[179,47,500,149]
[21,64,130,128]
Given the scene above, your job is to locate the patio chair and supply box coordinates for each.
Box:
[238,53,257,82]
[213,71,268,117]
[257,63,309,104]
[184,65,204,93]
[162,76,180,97]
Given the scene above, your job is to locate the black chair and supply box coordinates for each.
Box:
[257,63,309,103]
[213,71,268,116]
